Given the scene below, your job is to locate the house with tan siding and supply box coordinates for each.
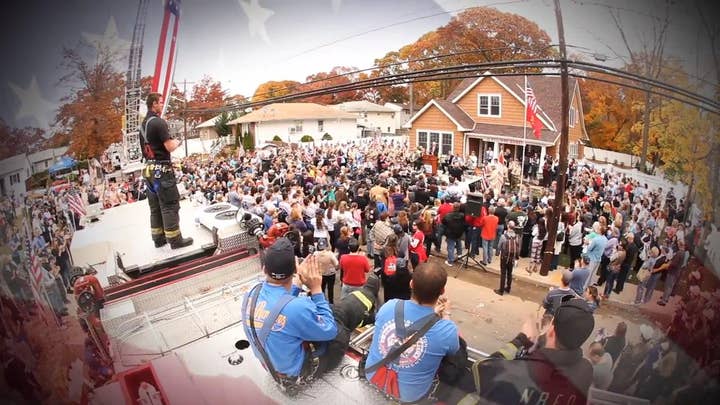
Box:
[404,73,588,166]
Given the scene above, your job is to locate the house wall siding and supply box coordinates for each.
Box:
[408,105,463,156]
[255,119,357,145]
[455,78,526,127]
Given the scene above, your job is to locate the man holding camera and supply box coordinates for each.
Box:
[469,298,595,404]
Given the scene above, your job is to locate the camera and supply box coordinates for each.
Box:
[242,213,264,238]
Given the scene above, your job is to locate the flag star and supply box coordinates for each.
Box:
[331,0,342,13]
[8,77,56,128]
[238,0,274,44]
[433,0,479,14]
[82,16,131,56]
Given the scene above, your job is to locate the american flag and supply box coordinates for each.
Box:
[525,85,543,139]
[25,236,44,288]
[68,192,86,217]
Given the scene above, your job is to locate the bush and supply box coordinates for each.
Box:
[243,133,255,151]
[300,135,314,143]
[322,133,332,141]
[272,135,283,142]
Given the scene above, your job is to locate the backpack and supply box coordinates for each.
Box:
[364,300,440,401]
[139,116,157,160]
[502,234,518,259]
[383,255,398,276]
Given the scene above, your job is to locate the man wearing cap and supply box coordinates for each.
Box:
[472,298,595,404]
[242,238,338,386]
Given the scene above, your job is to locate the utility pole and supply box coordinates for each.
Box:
[541,0,571,276]
[183,79,188,158]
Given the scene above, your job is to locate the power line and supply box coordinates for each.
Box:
[183,58,719,116]
[272,0,528,64]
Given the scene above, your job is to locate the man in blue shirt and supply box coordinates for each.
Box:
[584,229,607,289]
[570,256,592,296]
[363,261,460,403]
[242,238,337,384]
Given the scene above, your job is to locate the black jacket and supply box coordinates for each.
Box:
[476,335,594,405]
[443,211,467,239]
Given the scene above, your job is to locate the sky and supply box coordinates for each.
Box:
[0,0,714,132]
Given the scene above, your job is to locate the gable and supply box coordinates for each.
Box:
[454,76,528,127]
[409,103,459,130]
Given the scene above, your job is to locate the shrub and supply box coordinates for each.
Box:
[322,133,332,141]
[300,135,314,143]
[243,133,255,151]
[272,135,283,142]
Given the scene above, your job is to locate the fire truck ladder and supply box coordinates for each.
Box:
[122,0,150,166]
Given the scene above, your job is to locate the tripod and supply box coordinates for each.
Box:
[453,251,487,277]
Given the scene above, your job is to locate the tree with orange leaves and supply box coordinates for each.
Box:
[252,80,301,103]
[55,44,124,160]
[371,7,555,105]
[299,66,360,104]
[186,75,226,124]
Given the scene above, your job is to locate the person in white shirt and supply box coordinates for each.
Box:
[568,219,584,269]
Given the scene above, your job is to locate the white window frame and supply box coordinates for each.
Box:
[416,129,454,156]
[569,106,577,127]
[318,120,324,132]
[477,93,502,117]
[569,142,579,158]
[9,173,20,185]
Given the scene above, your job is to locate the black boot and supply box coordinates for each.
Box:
[494,288,504,296]
[154,239,167,248]
[170,237,193,249]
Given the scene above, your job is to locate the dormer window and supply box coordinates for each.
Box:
[478,94,501,117]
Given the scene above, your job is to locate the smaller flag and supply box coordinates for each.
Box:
[525,86,544,139]
[68,193,86,217]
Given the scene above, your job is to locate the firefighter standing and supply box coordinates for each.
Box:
[141,93,193,249]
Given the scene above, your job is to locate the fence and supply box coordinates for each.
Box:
[584,147,638,167]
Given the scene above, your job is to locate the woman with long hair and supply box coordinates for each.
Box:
[396,210,410,234]
[325,201,338,251]
[419,209,435,258]
[335,226,352,260]
[409,220,428,267]
[527,213,547,274]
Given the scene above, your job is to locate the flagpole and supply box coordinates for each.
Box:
[520,75,528,187]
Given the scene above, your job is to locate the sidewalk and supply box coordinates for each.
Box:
[428,247,679,322]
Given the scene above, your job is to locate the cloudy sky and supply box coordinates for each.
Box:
[0,0,712,132]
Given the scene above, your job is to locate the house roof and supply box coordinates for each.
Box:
[469,123,557,145]
[195,115,221,129]
[0,153,30,177]
[27,147,69,164]
[229,103,356,124]
[403,99,475,131]
[434,100,475,130]
[447,74,580,133]
[331,100,395,113]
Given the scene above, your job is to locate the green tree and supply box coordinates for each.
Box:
[214,111,238,138]
[322,133,332,141]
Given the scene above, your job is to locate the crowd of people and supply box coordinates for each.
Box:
[1,131,717,403]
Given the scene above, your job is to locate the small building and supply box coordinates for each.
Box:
[0,153,32,197]
[384,102,420,135]
[195,116,221,140]
[228,103,357,146]
[404,73,588,164]
[331,100,398,136]
[27,146,69,175]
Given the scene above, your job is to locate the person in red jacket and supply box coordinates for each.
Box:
[434,197,454,254]
[465,206,485,258]
[339,238,371,298]
[480,207,499,265]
